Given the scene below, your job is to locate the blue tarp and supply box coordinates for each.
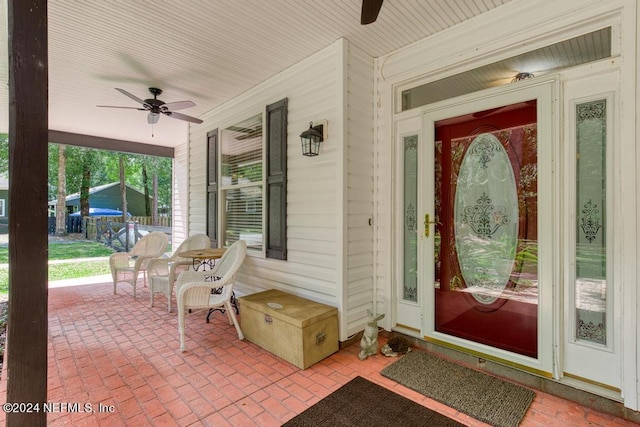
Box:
[70,208,130,217]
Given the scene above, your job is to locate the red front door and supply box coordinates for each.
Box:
[433,101,539,358]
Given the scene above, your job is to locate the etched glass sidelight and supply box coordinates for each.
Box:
[403,135,418,302]
[575,100,607,345]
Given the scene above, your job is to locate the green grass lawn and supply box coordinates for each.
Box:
[0,241,115,263]
[0,241,117,296]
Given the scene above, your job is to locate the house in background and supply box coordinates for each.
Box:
[48,182,148,217]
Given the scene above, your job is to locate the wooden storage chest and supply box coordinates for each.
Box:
[239,289,338,369]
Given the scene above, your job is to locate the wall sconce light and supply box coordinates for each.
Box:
[300,120,326,157]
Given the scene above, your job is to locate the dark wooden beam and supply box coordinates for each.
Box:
[7,0,49,425]
[48,130,174,158]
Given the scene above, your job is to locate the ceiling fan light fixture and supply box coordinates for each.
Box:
[148,112,160,124]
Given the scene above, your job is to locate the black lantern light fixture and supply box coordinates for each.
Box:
[300,121,326,157]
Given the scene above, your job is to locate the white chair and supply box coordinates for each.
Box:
[147,233,211,312]
[176,240,247,352]
[109,231,168,298]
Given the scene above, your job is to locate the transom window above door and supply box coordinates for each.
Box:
[401,27,612,111]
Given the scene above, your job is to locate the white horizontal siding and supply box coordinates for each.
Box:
[188,40,343,310]
[187,123,209,237]
[187,38,378,342]
[286,239,338,255]
[239,257,338,296]
[172,142,189,246]
[373,54,393,328]
[345,42,375,337]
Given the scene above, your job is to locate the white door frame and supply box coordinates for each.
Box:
[391,77,558,377]
[381,5,636,407]
[392,113,425,336]
[561,63,622,396]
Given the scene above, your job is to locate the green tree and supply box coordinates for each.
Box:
[55,144,67,235]
[155,157,172,212]
[119,154,128,222]
[142,160,151,216]
[48,144,172,221]
[0,133,8,175]
[138,155,168,225]
[65,147,101,215]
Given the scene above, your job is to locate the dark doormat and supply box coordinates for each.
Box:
[381,350,535,427]
[282,376,466,426]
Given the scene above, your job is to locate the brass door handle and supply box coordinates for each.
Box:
[424,213,440,237]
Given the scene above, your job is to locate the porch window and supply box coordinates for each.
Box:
[206,98,288,258]
[401,27,611,112]
[220,114,264,250]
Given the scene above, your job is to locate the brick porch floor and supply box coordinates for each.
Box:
[0,281,637,426]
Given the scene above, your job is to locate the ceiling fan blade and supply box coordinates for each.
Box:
[361,0,383,25]
[162,100,196,111]
[165,111,203,124]
[96,105,146,110]
[115,88,146,105]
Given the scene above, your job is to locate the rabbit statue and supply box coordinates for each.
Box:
[358,309,385,360]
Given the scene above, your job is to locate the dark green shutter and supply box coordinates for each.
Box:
[206,129,218,247]
[265,98,288,259]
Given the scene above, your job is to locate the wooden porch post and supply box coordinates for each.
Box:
[7,0,48,425]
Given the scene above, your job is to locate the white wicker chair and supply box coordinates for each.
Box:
[147,233,211,312]
[176,240,247,352]
[109,231,168,298]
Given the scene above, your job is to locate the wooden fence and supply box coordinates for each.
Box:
[129,216,171,227]
[47,216,171,236]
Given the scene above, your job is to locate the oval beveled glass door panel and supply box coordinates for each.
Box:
[454,133,519,304]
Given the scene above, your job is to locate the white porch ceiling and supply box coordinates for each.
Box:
[0,0,515,148]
